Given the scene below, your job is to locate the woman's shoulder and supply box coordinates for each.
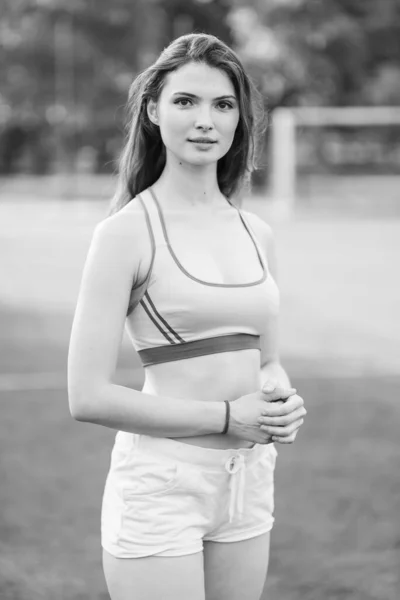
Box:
[93,196,150,245]
[89,196,154,270]
[240,208,274,244]
[89,195,154,288]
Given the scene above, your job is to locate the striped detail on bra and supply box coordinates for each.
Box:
[139,291,185,345]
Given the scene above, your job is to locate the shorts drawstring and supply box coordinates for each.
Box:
[225,454,246,523]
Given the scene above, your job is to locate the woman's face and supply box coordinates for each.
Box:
[148,61,240,167]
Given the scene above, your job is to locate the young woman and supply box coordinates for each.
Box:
[68,33,306,600]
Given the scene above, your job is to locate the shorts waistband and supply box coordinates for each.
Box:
[133,433,267,469]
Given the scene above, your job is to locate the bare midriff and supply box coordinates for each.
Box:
[141,347,261,449]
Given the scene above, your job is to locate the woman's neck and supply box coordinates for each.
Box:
[152,156,227,211]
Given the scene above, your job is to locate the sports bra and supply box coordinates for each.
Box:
[125,188,280,367]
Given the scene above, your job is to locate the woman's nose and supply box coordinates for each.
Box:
[194,107,214,131]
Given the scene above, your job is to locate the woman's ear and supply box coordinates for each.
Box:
[147,99,159,126]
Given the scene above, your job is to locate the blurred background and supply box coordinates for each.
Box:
[1,1,399,599]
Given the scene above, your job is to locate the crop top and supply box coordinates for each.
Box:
[124,188,280,367]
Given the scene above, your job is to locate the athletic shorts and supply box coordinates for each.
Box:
[101,431,278,559]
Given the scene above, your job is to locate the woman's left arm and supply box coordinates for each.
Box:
[258,219,291,389]
[243,210,289,387]
[244,211,306,443]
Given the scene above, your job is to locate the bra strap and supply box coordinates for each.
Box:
[138,190,167,247]
[235,207,268,271]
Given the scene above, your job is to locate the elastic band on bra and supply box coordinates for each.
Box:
[137,333,261,367]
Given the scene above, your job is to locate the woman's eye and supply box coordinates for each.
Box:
[174,98,193,107]
[218,102,233,110]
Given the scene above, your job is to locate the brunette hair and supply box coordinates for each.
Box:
[108,33,266,215]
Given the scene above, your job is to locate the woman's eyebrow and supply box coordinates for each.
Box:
[172,92,237,101]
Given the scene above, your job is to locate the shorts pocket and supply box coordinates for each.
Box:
[101,477,125,545]
[122,457,181,499]
[256,443,277,468]
[267,443,278,468]
[252,444,278,482]
[252,445,277,515]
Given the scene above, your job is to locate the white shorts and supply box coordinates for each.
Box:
[101,431,278,559]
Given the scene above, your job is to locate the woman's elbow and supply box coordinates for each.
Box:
[68,385,89,421]
[68,381,102,422]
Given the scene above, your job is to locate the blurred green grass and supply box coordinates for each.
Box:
[1,183,399,599]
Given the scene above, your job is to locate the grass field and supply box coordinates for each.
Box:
[1,178,399,600]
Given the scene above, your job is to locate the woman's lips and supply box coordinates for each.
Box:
[188,139,217,144]
[188,140,216,150]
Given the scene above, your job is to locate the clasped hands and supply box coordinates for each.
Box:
[258,380,306,444]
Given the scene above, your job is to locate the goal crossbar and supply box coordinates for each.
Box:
[269,106,400,209]
[291,106,400,127]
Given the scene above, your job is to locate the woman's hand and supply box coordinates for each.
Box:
[257,383,306,444]
[228,383,298,444]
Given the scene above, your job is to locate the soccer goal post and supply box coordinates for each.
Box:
[269,106,400,214]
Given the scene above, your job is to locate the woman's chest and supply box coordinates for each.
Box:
[143,246,279,341]
[162,215,264,285]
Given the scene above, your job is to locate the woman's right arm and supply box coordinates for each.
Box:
[67,209,227,437]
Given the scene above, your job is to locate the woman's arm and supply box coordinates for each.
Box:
[68,206,226,437]
[243,211,291,387]
[243,211,306,443]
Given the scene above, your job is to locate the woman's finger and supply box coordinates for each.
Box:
[261,394,305,417]
[271,432,298,444]
[271,427,303,443]
[260,418,304,438]
[258,406,307,427]
[261,386,297,402]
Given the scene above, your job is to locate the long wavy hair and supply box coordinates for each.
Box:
[108,33,266,216]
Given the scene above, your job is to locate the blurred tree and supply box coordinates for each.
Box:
[162,0,232,45]
[227,0,400,109]
[226,0,400,188]
[2,0,400,175]
[0,0,232,173]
